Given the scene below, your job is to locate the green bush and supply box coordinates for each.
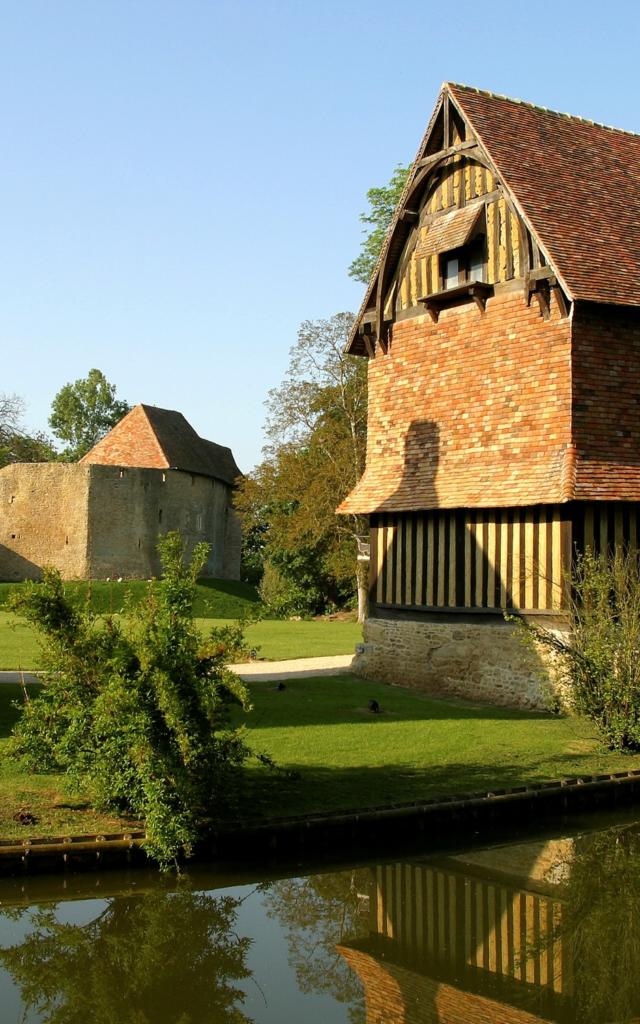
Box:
[528,548,640,751]
[7,533,252,865]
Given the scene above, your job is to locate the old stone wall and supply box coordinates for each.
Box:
[0,463,241,581]
[87,465,239,579]
[354,615,567,711]
[0,463,91,579]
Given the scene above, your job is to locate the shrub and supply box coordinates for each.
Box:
[8,532,252,865]
[526,548,640,751]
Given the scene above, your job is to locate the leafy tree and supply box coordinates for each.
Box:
[8,532,252,865]
[235,313,369,620]
[523,548,640,750]
[348,163,411,284]
[0,392,56,468]
[0,886,253,1023]
[48,368,130,461]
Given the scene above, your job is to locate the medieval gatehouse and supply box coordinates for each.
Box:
[339,83,640,708]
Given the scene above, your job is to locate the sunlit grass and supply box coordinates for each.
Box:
[0,676,636,838]
[0,612,361,669]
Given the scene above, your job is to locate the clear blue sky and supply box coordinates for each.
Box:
[2,0,639,471]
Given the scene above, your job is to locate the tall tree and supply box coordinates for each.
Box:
[235,313,369,620]
[348,163,411,284]
[0,393,56,468]
[48,368,130,461]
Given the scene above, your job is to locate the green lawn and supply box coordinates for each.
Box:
[0,577,261,619]
[231,675,640,820]
[0,676,636,839]
[0,612,362,669]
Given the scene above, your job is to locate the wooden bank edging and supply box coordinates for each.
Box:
[2,769,640,875]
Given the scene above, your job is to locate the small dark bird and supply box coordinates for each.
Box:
[368,699,380,714]
[276,682,287,691]
[249,648,258,661]
[13,808,37,825]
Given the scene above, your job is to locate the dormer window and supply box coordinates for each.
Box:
[441,238,486,290]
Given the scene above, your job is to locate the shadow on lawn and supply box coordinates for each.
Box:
[235,751,624,821]
[244,676,556,727]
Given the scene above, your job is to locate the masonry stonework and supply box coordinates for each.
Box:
[0,463,92,580]
[0,464,241,581]
[353,617,564,711]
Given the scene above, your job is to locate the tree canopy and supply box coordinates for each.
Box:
[0,393,56,469]
[348,163,411,285]
[48,368,130,461]
[235,313,368,619]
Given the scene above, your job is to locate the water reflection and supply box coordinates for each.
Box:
[0,885,253,1023]
[1,814,640,1023]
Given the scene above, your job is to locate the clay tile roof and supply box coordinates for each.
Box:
[82,404,241,485]
[415,201,484,259]
[448,83,640,306]
[140,406,241,485]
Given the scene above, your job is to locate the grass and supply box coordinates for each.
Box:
[231,675,640,820]
[0,577,261,619]
[0,675,638,839]
[0,675,636,839]
[0,612,362,669]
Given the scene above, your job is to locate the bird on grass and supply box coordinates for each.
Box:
[368,699,380,713]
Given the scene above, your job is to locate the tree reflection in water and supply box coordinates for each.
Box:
[0,886,253,1024]
[263,869,369,1023]
[554,823,640,1024]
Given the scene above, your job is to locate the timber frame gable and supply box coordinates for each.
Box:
[349,84,574,357]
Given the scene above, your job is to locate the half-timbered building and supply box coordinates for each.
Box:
[339,83,640,707]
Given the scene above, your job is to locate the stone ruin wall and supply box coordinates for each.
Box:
[0,463,91,580]
[0,463,241,581]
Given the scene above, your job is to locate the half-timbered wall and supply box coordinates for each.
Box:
[371,502,640,613]
[384,155,533,319]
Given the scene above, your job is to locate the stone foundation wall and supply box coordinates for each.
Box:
[354,616,567,710]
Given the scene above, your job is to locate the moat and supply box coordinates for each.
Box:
[0,806,638,1023]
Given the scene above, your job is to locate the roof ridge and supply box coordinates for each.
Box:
[446,82,640,139]
[138,404,171,468]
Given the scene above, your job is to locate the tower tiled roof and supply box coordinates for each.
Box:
[81,404,240,485]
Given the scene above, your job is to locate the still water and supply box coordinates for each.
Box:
[0,808,639,1023]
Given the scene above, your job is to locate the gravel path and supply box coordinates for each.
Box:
[0,654,355,686]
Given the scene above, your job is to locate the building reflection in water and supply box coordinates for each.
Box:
[336,825,640,1024]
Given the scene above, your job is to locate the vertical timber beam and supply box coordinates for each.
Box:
[369,517,378,609]
[561,511,573,610]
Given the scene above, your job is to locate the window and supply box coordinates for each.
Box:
[440,239,485,290]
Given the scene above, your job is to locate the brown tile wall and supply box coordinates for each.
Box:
[340,288,572,514]
[572,304,640,500]
[338,946,552,1024]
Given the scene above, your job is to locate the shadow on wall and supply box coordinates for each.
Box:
[370,418,551,702]
[0,545,43,582]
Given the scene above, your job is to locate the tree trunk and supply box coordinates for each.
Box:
[356,560,368,624]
